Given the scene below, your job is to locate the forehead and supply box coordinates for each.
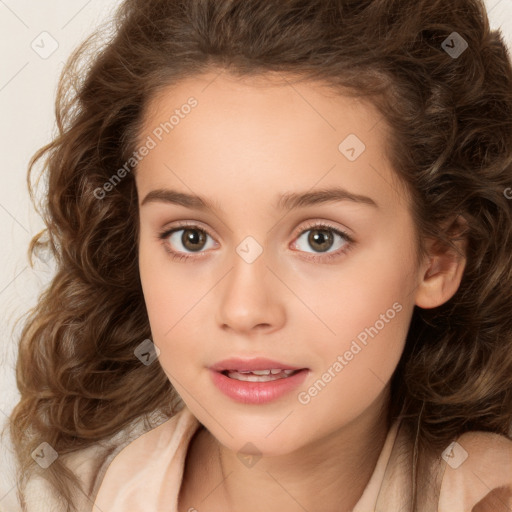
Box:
[135,71,409,213]
[140,71,382,140]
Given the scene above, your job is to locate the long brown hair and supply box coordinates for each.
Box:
[6,0,512,510]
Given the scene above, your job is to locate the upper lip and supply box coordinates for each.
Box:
[209,357,306,372]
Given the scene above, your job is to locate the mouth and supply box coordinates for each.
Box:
[210,367,309,405]
[208,357,309,404]
[221,368,303,382]
[209,357,308,376]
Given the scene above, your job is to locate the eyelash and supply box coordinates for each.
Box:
[157,221,355,263]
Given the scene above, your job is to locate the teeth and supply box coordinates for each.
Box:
[226,369,298,382]
[227,369,296,375]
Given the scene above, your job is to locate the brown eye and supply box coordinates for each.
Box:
[307,229,334,252]
[161,226,216,256]
[294,224,350,256]
[181,228,208,252]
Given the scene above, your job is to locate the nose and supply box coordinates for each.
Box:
[215,248,286,335]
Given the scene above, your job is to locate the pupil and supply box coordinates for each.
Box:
[309,229,333,252]
[182,229,206,251]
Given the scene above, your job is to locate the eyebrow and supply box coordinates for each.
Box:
[140,186,379,211]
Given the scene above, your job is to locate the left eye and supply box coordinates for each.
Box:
[293,225,351,254]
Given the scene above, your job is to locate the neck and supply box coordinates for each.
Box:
[181,386,391,512]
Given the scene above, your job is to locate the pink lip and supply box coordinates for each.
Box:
[209,369,309,404]
[209,357,305,372]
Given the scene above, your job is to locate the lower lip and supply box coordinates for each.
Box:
[209,369,309,404]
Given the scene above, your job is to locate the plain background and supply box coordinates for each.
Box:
[0,1,511,510]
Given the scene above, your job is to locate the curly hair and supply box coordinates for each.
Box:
[6,0,512,510]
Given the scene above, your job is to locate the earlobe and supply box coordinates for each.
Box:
[415,216,468,310]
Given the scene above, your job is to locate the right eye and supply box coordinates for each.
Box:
[159,224,217,261]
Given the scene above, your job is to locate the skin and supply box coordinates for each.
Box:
[135,70,467,512]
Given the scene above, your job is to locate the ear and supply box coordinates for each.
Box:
[415,215,468,309]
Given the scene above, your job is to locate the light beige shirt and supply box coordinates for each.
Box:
[93,405,512,512]
[19,404,512,512]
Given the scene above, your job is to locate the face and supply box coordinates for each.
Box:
[136,71,424,456]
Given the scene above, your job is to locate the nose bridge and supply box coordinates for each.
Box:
[215,236,285,333]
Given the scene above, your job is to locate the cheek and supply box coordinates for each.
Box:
[293,236,416,402]
[295,312,409,433]
[138,236,211,374]
[139,229,195,326]
[292,230,417,350]
[138,236,178,342]
[293,285,412,435]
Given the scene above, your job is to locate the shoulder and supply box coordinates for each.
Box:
[22,443,114,512]
[95,404,199,470]
[21,409,172,511]
[92,405,201,510]
[438,429,512,512]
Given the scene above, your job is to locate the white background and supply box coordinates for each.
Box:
[0,0,511,510]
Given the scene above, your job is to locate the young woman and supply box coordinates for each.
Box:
[7,0,512,510]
